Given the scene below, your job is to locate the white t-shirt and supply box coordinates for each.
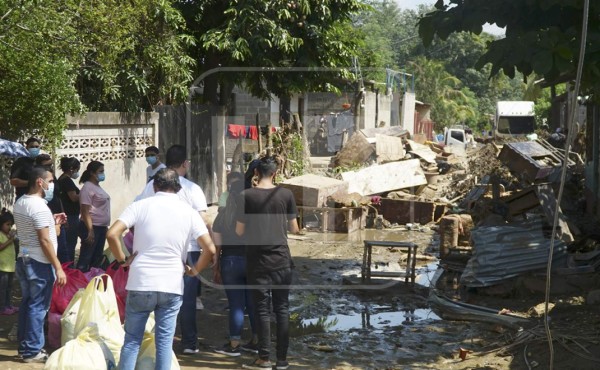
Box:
[146,163,166,182]
[13,195,57,264]
[137,175,208,252]
[118,192,208,295]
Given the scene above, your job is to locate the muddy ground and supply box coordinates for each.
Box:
[1,226,599,369]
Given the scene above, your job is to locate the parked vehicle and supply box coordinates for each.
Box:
[494,101,535,138]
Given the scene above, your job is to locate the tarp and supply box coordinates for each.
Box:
[0,138,28,158]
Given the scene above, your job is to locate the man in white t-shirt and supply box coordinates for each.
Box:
[13,167,67,363]
[136,144,212,354]
[107,168,216,370]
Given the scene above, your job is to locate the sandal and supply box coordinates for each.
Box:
[242,358,273,369]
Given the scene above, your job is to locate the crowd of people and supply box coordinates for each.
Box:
[2,138,297,370]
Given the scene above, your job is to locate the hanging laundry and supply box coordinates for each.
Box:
[227,124,247,138]
[247,126,259,140]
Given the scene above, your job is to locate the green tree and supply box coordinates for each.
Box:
[176,0,368,108]
[418,0,600,99]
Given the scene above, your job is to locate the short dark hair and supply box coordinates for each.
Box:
[28,167,49,189]
[227,171,244,185]
[145,146,159,155]
[256,157,278,178]
[0,208,14,226]
[26,137,40,146]
[153,168,182,193]
[165,144,186,168]
[34,153,52,166]
[59,157,80,172]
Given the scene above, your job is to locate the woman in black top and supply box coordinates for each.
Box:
[57,157,81,264]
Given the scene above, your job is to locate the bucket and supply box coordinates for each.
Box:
[424,171,439,185]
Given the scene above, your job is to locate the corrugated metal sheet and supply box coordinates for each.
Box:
[461,219,568,287]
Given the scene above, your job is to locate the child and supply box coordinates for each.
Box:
[0,208,18,315]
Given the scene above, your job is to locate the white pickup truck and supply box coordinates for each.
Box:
[494,101,535,138]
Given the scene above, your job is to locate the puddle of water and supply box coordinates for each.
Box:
[293,309,440,336]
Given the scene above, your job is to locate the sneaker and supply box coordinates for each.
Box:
[242,359,273,369]
[23,350,48,363]
[196,297,204,310]
[276,360,290,370]
[241,341,259,354]
[214,343,241,357]
[182,348,199,355]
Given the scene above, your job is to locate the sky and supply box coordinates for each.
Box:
[395,0,505,36]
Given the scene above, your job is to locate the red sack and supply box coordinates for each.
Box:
[47,311,62,349]
[50,263,89,315]
[83,267,105,281]
[106,261,129,323]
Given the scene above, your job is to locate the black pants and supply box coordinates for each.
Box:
[249,268,292,362]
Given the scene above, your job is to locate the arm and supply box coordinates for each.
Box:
[9,178,28,188]
[190,234,216,275]
[288,218,300,234]
[212,232,222,284]
[36,227,66,287]
[0,234,15,251]
[235,221,245,237]
[106,220,136,266]
[66,190,80,203]
[80,204,94,243]
[200,211,213,237]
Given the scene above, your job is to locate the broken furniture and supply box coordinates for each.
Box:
[297,206,365,233]
[361,240,418,283]
[341,159,427,196]
[376,197,446,226]
[280,174,348,207]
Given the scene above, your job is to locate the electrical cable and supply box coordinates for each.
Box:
[543,1,590,369]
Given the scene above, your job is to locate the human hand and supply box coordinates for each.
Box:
[85,229,95,244]
[184,264,197,277]
[213,269,222,285]
[55,267,67,287]
[54,213,67,225]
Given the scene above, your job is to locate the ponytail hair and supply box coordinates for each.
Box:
[0,208,14,225]
[80,160,104,184]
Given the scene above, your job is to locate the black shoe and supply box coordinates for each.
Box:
[214,343,241,357]
[241,341,259,354]
[276,360,289,369]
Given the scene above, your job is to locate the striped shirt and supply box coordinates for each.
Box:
[13,195,57,264]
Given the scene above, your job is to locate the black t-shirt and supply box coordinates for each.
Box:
[237,186,297,274]
[47,173,63,214]
[58,175,80,215]
[10,157,34,199]
[212,193,245,257]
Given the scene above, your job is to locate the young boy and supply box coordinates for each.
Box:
[145,146,166,182]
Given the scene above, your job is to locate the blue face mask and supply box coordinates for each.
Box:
[146,156,157,165]
[97,173,106,182]
[28,148,40,158]
[43,182,54,203]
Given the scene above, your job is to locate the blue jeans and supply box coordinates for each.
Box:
[178,251,199,350]
[58,214,79,264]
[221,255,255,340]
[119,291,183,370]
[77,224,107,272]
[15,257,55,358]
[249,268,292,362]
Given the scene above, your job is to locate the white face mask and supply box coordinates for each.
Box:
[71,171,80,180]
[43,181,54,203]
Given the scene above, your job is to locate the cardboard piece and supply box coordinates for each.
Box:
[341,159,427,196]
[375,134,405,163]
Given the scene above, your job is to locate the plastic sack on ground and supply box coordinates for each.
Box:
[73,275,124,363]
[50,262,88,314]
[47,312,62,349]
[45,324,116,370]
[135,331,180,370]
[61,289,85,346]
[106,261,129,323]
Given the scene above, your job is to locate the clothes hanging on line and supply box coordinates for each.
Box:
[247,126,259,140]
[227,124,247,138]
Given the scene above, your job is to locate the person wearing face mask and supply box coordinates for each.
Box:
[144,146,166,182]
[9,137,42,201]
[57,157,81,264]
[34,154,67,252]
[13,167,67,363]
[76,161,110,272]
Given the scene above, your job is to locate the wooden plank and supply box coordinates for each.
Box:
[341,159,427,196]
[406,139,437,163]
[375,134,405,163]
[280,174,348,207]
[377,197,443,225]
[535,184,574,243]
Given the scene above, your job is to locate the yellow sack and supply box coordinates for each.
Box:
[135,332,180,370]
[73,275,124,364]
[45,324,116,370]
[60,289,85,346]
